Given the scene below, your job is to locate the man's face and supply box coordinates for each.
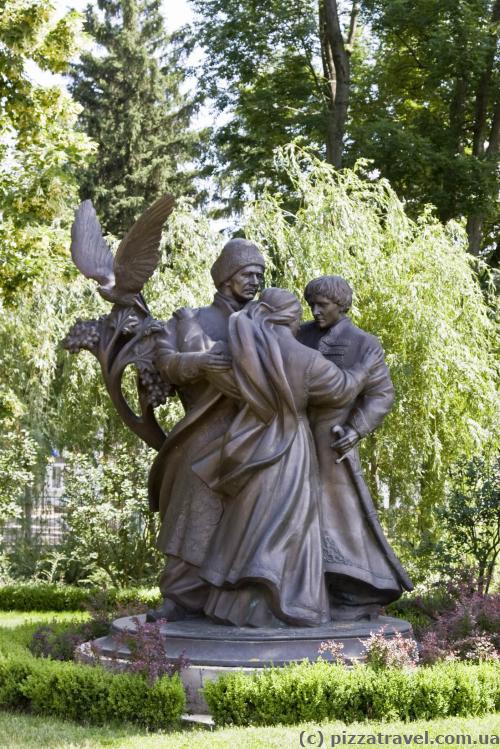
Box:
[226,265,264,302]
[309,295,343,329]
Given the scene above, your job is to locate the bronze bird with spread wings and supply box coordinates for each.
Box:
[70,195,175,314]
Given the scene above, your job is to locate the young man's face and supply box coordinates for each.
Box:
[309,294,344,329]
[225,265,264,302]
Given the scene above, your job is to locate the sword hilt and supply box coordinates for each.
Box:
[331,424,351,464]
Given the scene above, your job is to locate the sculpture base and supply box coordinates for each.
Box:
[78,614,413,713]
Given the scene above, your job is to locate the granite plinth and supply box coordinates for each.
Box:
[94,613,412,666]
[80,614,413,713]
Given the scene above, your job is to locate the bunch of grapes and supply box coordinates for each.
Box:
[139,367,170,407]
[62,319,101,353]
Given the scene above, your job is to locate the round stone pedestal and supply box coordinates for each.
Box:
[81,614,412,714]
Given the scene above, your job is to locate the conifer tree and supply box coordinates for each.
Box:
[70,0,198,236]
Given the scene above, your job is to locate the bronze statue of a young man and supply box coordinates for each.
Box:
[298,275,413,620]
[147,239,265,620]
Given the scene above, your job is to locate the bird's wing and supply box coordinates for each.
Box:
[70,201,115,285]
[113,195,175,294]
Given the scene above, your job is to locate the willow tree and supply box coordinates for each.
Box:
[244,147,499,559]
[0,204,220,527]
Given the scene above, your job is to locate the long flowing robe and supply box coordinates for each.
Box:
[149,293,243,576]
[298,318,413,608]
[192,298,370,626]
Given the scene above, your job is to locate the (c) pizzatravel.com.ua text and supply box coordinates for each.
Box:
[299,730,500,746]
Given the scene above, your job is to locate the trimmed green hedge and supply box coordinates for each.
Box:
[0,584,161,612]
[204,660,500,727]
[0,655,185,729]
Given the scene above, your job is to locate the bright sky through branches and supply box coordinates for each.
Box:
[64,0,194,32]
[26,0,194,86]
[25,1,229,231]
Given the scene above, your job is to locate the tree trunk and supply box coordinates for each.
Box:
[466,215,485,256]
[320,0,360,168]
[22,484,33,544]
[319,3,337,164]
[449,76,467,154]
[483,555,497,595]
[466,0,500,254]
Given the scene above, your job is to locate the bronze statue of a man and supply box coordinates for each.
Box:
[298,275,413,620]
[64,196,413,630]
[147,239,265,620]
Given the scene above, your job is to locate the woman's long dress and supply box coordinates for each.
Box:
[192,323,368,627]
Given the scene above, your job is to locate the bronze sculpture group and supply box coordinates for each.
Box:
[65,197,412,630]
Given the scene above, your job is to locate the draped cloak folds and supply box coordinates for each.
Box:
[191,292,373,626]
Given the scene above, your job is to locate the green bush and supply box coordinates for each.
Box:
[0,655,184,728]
[204,660,500,727]
[22,660,112,723]
[0,656,35,709]
[476,661,500,712]
[0,584,161,612]
[409,664,456,720]
[446,662,497,716]
[0,584,88,611]
[365,667,413,722]
[385,601,433,635]
[386,589,453,635]
[107,671,187,730]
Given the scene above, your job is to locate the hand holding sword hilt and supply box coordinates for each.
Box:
[331,424,360,463]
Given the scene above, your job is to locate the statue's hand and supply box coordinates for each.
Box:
[198,349,232,373]
[331,425,360,455]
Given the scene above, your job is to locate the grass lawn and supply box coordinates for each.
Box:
[0,712,499,749]
[0,610,89,629]
[0,610,90,658]
[0,612,498,748]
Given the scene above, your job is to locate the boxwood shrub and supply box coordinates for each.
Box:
[0,584,161,612]
[0,656,35,710]
[0,655,185,729]
[204,660,500,727]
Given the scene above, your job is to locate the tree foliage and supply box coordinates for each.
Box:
[70,0,201,236]
[189,0,362,212]
[62,446,161,586]
[351,0,500,258]
[244,147,499,552]
[437,456,500,593]
[0,0,93,516]
[190,0,498,259]
[0,203,220,524]
[0,0,94,299]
